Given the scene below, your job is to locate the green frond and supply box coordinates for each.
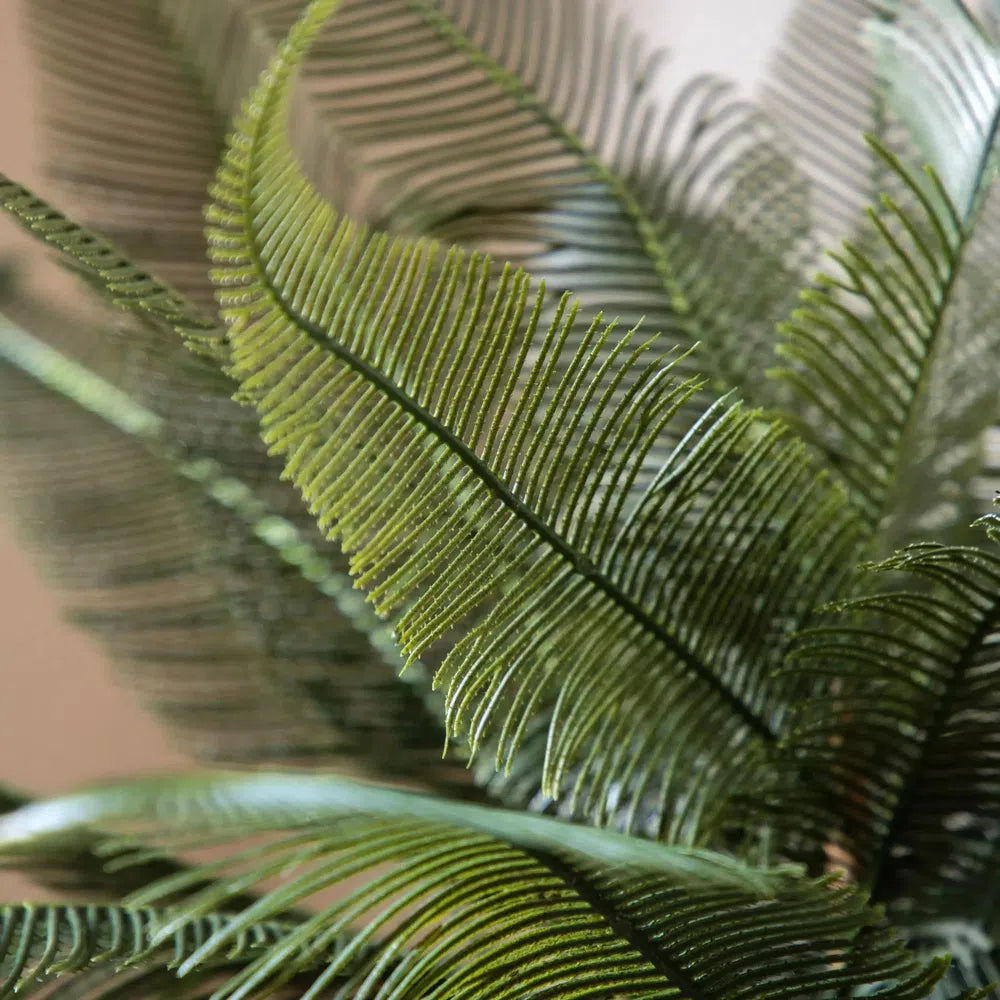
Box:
[0,773,795,891]
[783,531,1000,925]
[205,0,863,840]
[0,177,220,360]
[865,0,1000,219]
[0,775,943,1000]
[773,0,1000,551]
[773,137,1000,551]
[762,0,900,247]
[25,0,224,315]
[0,902,328,1000]
[162,0,811,419]
[0,309,463,787]
[0,785,268,907]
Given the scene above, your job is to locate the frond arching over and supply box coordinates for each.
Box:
[0,774,944,1000]
[784,530,1000,926]
[207,0,861,840]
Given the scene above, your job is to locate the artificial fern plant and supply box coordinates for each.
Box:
[3,0,1000,996]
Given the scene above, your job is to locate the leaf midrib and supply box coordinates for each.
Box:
[253,254,776,744]
[239,70,776,747]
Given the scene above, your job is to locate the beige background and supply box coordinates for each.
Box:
[0,0,792,891]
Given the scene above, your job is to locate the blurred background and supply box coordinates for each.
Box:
[0,0,793,886]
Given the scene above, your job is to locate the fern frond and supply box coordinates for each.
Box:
[162,0,811,416]
[784,530,1000,925]
[773,0,1000,550]
[762,0,899,248]
[0,773,795,891]
[0,177,469,786]
[205,0,861,840]
[0,785,271,908]
[0,775,943,1000]
[774,139,1000,551]
[0,177,220,360]
[25,0,226,315]
[0,902,328,1000]
[0,310,463,787]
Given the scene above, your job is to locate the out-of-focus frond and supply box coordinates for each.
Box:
[762,0,899,247]
[0,180,467,790]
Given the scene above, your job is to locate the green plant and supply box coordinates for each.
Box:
[3,0,1000,995]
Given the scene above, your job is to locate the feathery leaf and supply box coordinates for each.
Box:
[773,0,1000,550]
[762,0,899,248]
[0,902,335,1000]
[773,137,1000,550]
[0,775,943,1000]
[205,0,862,840]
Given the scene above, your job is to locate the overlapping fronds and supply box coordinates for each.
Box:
[0,774,945,1000]
[161,0,811,417]
[762,0,899,248]
[0,312,463,787]
[205,0,862,840]
[784,530,1000,927]
[0,786,269,908]
[0,181,468,787]
[774,0,1000,551]
[0,773,796,890]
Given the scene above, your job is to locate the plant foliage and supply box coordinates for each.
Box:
[3,0,1000,997]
